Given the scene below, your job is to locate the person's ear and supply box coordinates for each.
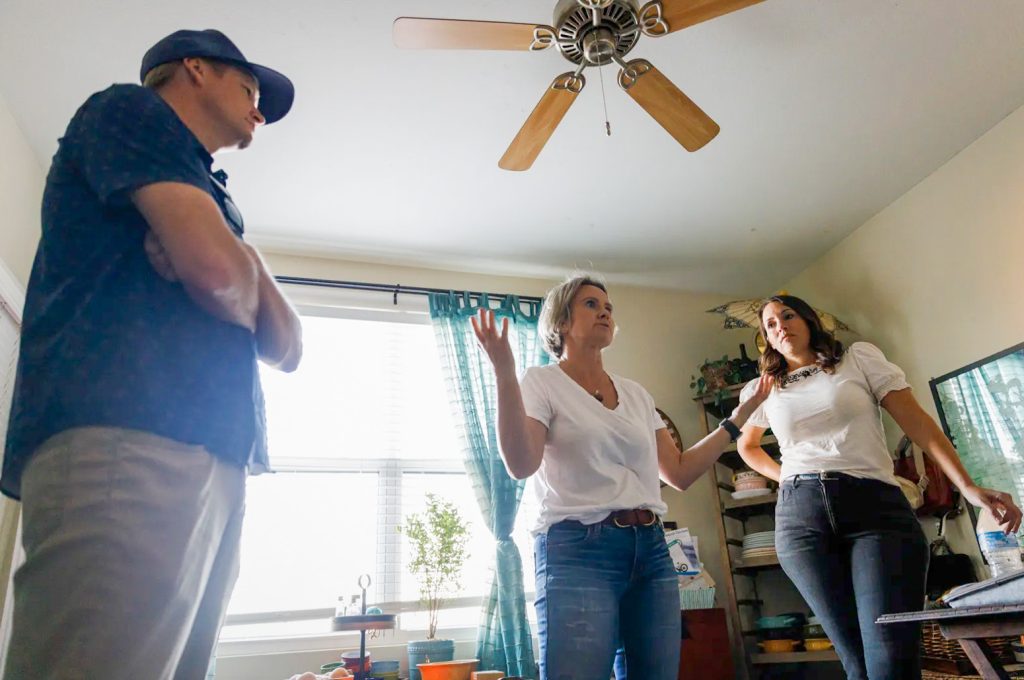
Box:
[182,57,205,85]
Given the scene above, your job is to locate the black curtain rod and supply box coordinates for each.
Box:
[274,275,545,305]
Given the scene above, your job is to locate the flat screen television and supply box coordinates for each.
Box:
[929,341,1024,538]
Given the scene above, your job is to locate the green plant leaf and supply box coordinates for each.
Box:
[398,494,471,640]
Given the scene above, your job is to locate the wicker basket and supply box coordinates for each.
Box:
[923,671,1024,680]
[920,620,1016,672]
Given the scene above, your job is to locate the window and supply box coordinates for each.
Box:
[0,269,23,665]
[220,287,537,643]
[0,296,20,452]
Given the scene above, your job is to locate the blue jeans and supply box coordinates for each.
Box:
[775,473,929,680]
[534,519,681,680]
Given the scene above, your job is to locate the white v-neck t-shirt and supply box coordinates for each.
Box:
[739,342,910,485]
[520,363,668,534]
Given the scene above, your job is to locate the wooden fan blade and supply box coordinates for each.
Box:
[618,59,719,152]
[393,17,555,51]
[650,0,764,34]
[499,72,585,171]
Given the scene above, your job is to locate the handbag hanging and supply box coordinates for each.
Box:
[893,435,959,517]
[926,509,977,601]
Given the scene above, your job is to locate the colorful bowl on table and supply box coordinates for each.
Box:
[733,470,764,483]
[471,673,507,680]
[341,650,371,673]
[370,659,402,680]
[417,659,480,680]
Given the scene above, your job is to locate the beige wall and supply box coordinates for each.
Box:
[0,90,43,285]
[782,103,1024,565]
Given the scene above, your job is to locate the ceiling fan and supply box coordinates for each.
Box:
[394,0,764,171]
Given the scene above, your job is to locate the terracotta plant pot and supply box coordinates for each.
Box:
[417,659,479,680]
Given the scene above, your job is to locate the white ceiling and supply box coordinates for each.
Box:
[3,1,1024,295]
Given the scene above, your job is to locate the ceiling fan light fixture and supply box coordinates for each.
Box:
[554,0,641,65]
[582,28,619,65]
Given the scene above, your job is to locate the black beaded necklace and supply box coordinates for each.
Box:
[782,365,822,386]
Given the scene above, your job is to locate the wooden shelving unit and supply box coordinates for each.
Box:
[694,384,842,680]
[751,651,840,665]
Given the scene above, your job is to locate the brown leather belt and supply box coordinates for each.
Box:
[604,508,658,528]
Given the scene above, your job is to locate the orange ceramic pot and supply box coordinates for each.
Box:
[758,639,798,653]
[417,659,480,680]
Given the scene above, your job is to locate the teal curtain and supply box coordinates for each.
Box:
[935,348,1024,537]
[429,292,548,679]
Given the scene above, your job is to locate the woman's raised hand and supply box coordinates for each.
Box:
[471,308,516,375]
[745,373,774,408]
[729,373,773,428]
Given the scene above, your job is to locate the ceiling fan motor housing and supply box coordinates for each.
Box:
[553,0,641,65]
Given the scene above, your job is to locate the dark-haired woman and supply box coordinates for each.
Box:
[737,295,1021,680]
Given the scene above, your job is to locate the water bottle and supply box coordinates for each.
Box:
[977,530,1024,578]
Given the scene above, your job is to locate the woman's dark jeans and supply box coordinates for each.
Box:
[534,519,681,680]
[776,472,929,680]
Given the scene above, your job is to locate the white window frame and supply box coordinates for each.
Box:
[0,258,24,669]
[219,284,529,655]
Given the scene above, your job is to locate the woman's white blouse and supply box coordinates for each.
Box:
[740,342,910,484]
[520,364,668,534]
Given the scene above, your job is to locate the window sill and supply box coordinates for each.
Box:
[216,626,483,658]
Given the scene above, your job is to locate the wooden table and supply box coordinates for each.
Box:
[876,604,1024,679]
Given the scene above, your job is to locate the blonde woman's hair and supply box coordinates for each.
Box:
[538,272,609,359]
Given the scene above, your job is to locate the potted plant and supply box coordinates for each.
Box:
[400,493,471,680]
[691,355,744,406]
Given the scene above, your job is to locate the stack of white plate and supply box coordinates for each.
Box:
[741,530,777,561]
[731,487,773,500]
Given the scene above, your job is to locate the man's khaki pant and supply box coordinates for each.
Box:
[3,427,245,680]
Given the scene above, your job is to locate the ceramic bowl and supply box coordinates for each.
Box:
[341,650,371,673]
[371,661,400,673]
[735,479,769,491]
[759,639,798,653]
[804,638,834,652]
[417,659,480,680]
[471,672,506,680]
[804,623,826,638]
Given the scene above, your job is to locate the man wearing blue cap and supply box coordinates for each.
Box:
[2,29,301,679]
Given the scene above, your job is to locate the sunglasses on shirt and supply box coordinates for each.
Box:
[209,171,245,238]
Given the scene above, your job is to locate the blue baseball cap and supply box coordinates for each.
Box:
[140,29,294,124]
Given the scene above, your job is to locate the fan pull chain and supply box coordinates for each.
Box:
[599,63,611,136]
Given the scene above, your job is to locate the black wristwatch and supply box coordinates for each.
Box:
[719,418,741,442]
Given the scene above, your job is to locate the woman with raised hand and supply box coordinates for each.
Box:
[472,273,770,680]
